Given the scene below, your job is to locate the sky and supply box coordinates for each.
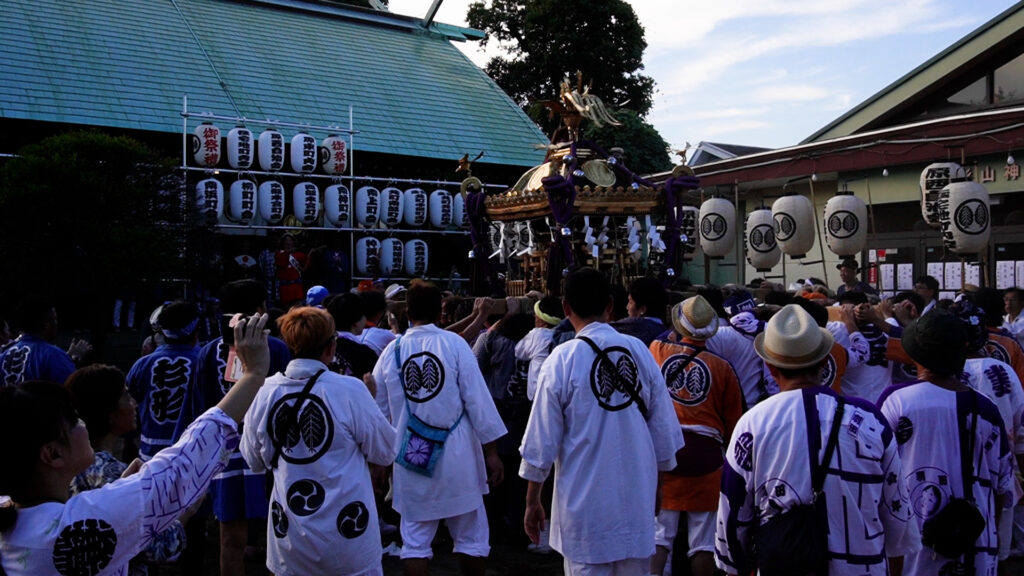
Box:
[387,0,1018,152]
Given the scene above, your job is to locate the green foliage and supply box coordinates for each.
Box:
[467,0,655,116]
[0,131,183,298]
[583,110,672,175]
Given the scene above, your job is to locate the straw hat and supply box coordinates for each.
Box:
[753,304,834,369]
[671,295,719,341]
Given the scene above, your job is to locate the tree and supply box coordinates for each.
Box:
[583,110,672,175]
[0,131,183,315]
[467,0,673,173]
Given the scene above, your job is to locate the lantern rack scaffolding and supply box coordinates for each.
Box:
[180,96,503,293]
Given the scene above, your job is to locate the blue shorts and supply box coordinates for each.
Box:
[210,452,268,522]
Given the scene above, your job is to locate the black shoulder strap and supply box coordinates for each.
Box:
[269,368,326,469]
[577,335,648,418]
[814,398,844,496]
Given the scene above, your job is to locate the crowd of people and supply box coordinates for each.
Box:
[1,262,1024,576]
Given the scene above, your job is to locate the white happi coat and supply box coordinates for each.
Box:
[1,408,237,576]
[716,388,918,575]
[878,382,1014,576]
[516,326,555,401]
[241,359,397,576]
[519,322,684,564]
[372,324,507,522]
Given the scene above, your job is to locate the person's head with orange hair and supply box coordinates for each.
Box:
[276,306,336,360]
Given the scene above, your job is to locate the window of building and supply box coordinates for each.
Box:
[947,76,988,106]
[994,52,1024,104]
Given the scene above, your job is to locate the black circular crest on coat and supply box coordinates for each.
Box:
[663,355,713,406]
[895,416,914,445]
[588,346,640,411]
[337,501,370,539]
[52,518,118,576]
[402,351,446,403]
[271,501,289,538]
[287,479,326,517]
[267,392,334,465]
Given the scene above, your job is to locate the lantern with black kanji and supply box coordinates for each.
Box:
[355,237,380,276]
[292,182,320,224]
[404,239,429,277]
[453,192,467,229]
[355,186,381,227]
[429,189,453,228]
[745,208,780,271]
[258,181,285,224]
[380,187,404,227]
[195,178,223,224]
[920,162,962,229]
[226,126,253,170]
[380,238,404,276]
[290,133,317,174]
[403,188,428,227]
[698,198,735,259]
[258,128,285,171]
[192,122,221,167]
[319,134,347,175]
[823,192,867,256]
[228,179,257,224]
[940,180,990,254]
[324,184,350,228]
[772,194,815,259]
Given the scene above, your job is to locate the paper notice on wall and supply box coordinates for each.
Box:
[927,262,945,288]
[997,261,1016,289]
[964,263,980,287]
[944,262,962,291]
[1017,261,1024,287]
[880,264,895,290]
[897,264,914,290]
[940,291,956,301]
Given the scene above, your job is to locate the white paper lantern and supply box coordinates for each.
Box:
[403,188,428,226]
[380,238,404,276]
[679,206,700,261]
[744,209,780,272]
[228,180,257,224]
[191,122,221,167]
[319,134,347,175]
[324,184,350,227]
[698,198,735,258]
[823,192,867,256]
[292,182,320,224]
[452,193,467,228]
[355,237,381,276]
[772,194,815,259]
[380,187,404,227]
[258,181,286,224]
[404,239,429,277]
[195,178,223,222]
[355,186,381,227]
[290,133,317,174]
[429,189,453,228]
[226,126,253,170]
[258,129,285,171]
[920,162,962,229]
[940,180,990,254]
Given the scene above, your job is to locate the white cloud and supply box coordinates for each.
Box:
[751,84,831,103]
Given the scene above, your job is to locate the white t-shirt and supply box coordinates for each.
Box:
[716,389,917,575]
[241,359,397,576]
[372,324,508,522]
[519,322,684,564]
[878,382,1013,576]
[1,408,236,576]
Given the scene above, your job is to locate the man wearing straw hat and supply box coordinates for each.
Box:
[649,296,743,576]
[520,268,683,576]
[716,304,917,575]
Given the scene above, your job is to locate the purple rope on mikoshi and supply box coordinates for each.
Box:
[659,173,701,283]
[466,188,497,285]
[543,173,577,271]
[574,139,656,188]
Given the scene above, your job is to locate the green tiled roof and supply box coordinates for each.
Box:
[0,0,547,167]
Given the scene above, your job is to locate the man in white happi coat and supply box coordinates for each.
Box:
[520,268,684,576]
[372,281,506,576]
[716,305,918,575]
